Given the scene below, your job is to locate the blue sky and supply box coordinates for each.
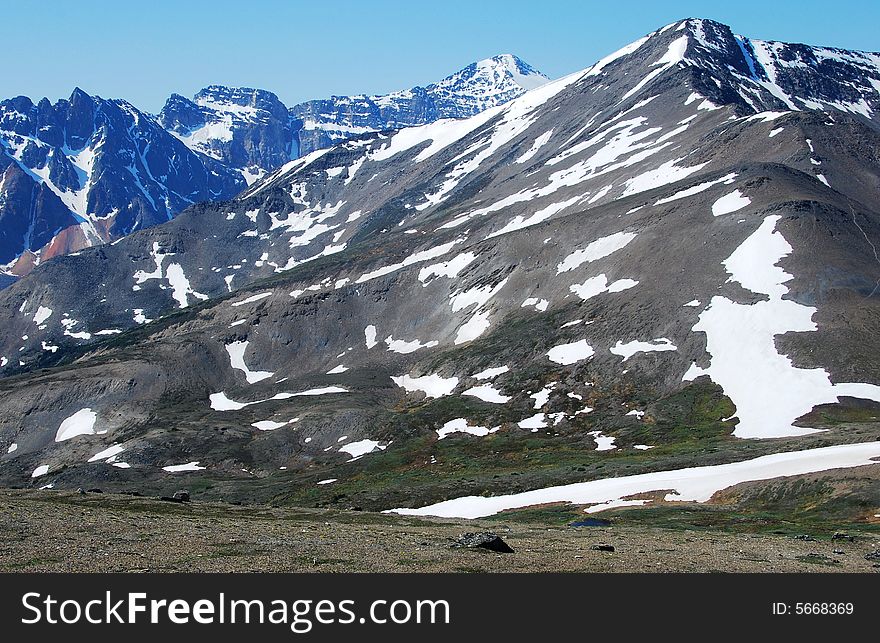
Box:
[3,0,878,113]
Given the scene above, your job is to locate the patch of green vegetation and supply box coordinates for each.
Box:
[255,377,838,514]
[393,396,512,428]
[600,477,880,537]
[797,401,880,427]
[645,380,737,444]
[483,504,584,525]
[4,556,63,570]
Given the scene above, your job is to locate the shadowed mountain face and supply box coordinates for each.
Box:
[157,86,297,185]
[0,91,245,273]
[0,19,879,514]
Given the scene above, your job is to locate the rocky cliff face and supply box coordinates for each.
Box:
[0,20,879,515]
[158,86,296,185]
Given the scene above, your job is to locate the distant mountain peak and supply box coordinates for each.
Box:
[289,53,550,156]
[194,85,286,110]
[429,53,550,102]
[483,53,549,90]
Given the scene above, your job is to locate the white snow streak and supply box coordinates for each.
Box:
[390,441,880,518]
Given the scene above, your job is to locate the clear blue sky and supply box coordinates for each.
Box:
[3,0,878,113]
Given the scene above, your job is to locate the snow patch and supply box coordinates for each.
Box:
[547,340,595,365]
[622,158,710,198]
[557,232,636,273]
[690,215,880,438]
[210,387,348,411]
[418,252,476,284]
[437,418,498,440]
[340,439,387,460]
[463,384,511,404]
[515,130,553,164]
[589,430,617,451]
[521,297,549,312]
[364,325,378,349]
[225,340,274,384]
[231,292,272,307]
[88,444,125,462]
[390,441,880,518]
[570,274,639,301]
[654,173,737,205]
[33,306,53,325]
[391,373,458,398]
[610,338,677,361]
[385,335,439,354]
[55,409,98,442]
[518,413,548,430]
[473,365,509,380]
[165,263,208,308]
[163,462,206,473]
[712,190,751,216]
[251,420,289,431]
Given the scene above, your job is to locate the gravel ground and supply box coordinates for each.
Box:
[2,489,879,573]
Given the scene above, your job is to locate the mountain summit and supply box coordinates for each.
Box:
[0,19,879,518]
[158,86,295,184]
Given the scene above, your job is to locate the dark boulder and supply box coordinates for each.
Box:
[453,532,514,553]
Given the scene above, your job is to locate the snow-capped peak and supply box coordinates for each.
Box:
[587,18,880,119]
[427,54,550,111]
[485,54,550,91]
[674,18,880,117]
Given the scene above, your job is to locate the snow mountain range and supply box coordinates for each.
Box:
[288,54,549,158]
[1,55,548,277]
[1,19,880,520]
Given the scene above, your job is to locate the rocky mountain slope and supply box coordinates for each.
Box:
[0,19,879,519]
